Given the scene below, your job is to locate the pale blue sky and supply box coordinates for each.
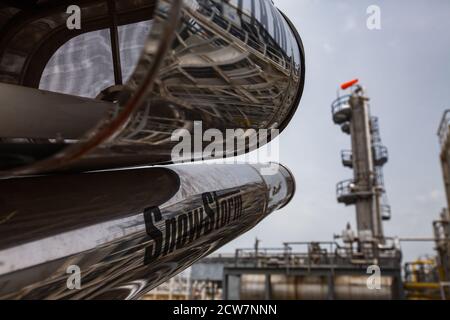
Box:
[220,0,450,262]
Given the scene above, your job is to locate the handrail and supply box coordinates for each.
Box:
[336,179,355,197]
[373,144,388,163]
[438,110,450,146]
[331,94,351,116]
[230,240,400,269]
[381,204,392,220]
[341,150,352,163]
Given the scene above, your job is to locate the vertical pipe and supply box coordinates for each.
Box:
[222,274,228,300]
[327,274,335,300]
[349,90,384,241]
[108,0,123,85]
[265,274,272,300]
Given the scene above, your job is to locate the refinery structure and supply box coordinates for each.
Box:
[0,0,448,301]
[164,80,406,300]
[146,83,450,301]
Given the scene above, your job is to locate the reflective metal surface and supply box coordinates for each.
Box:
[0,163,295,299]
[239,274,394,300]
[0,0,305,176]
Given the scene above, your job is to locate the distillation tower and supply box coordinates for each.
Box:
[331,80,391,245]
[436,110,450,282]
[183,81,404,301]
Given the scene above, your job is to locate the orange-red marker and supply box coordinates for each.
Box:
[340,79,359,90]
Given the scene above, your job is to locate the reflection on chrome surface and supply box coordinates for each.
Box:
[0,0,305,176]
[0,163,295,299]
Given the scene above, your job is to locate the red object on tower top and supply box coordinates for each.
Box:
[340,79,359,90]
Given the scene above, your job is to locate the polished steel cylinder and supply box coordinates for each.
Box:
[0,0,305,176]
[0,163,295,299]
[239,274,394,300]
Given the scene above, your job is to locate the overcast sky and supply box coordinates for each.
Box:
[219,0,450,262]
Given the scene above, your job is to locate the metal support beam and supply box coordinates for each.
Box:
[107,0,123,85]
[222,274,228,300]
[327,274,335,300]
[265,274,272,300]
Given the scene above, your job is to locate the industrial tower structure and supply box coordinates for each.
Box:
[331,80,391,243]
[436,110,450,282]
[403,110,450,300]
[185,81,404,300]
